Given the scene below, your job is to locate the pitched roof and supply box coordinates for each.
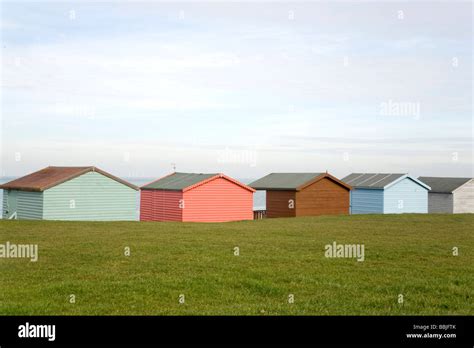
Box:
[418,177,472,193]
[141,172,255,192]
[249,173,351,191]
[341,173,430,191]
[342,173,406,189]
[0,166,139,192]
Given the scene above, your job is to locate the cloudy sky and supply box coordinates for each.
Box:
[1,1,472,180]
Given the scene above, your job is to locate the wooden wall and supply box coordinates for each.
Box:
[140,189,183,222]
[383,177,428,213]
[265,190,296,218]
[350,188,384,214]
[43,171,138,221]
[183,177,253,222]
[2,189,44,220]
[296,177,349,216]
[453,179,474,213]
[428,192,453,213]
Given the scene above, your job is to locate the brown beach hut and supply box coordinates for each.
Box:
[249,172,351,218]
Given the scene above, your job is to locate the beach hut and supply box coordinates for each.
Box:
[140,172,255,222]
[0,166,138,221]
[249,173,351,218]
[341,173,430,214]
[418,177,474,213]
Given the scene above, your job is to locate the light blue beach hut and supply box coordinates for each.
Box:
[341,173,430,214]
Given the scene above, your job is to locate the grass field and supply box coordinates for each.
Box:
[0,214,472,315]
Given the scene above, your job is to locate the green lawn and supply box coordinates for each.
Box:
[0,214,472,315]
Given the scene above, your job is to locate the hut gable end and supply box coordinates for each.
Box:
[296,177,350,216]
[251,172,351,218]
[140,172,254,222]
[453,179,474,213]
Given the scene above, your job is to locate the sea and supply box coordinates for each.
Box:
[0,177,266,219]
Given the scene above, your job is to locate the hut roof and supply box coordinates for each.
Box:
[141,172,255,192]
[0,166,139,192]
[249,173,351,191]
[418,177,472,193]
[342,173,430,190]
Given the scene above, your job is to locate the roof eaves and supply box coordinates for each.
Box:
[384,174,431,190]
[296,173,352,191]
[382,174,407,189]
[0,166,139,192]
[0,186,43,192]
[183,174,256,193]
[93,167,139,191]
[451,178,473,193]
[182,174,220,192]
[295,173,324,191]
[40,167,94,191]
[140,172,179,190]
[253,187,298,191]
[352,186,385,190]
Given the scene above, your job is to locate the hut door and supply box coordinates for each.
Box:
[6,190,18,219]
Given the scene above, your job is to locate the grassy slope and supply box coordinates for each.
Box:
[0,214,472,315]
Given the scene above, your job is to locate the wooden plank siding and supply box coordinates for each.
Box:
[43,171,137,221]
[428,193,453,213]
[183,177,253,222]
[16,191,43,220]
[350,189,384,214]
[2,190,7,219]
[265,191,296,218]
[140,189,183,221]
[2,190,43,220]
[295,177,349,216]
[383,177,428,214]
[453,179,474,213]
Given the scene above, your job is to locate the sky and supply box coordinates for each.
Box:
[0,0,472,180]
